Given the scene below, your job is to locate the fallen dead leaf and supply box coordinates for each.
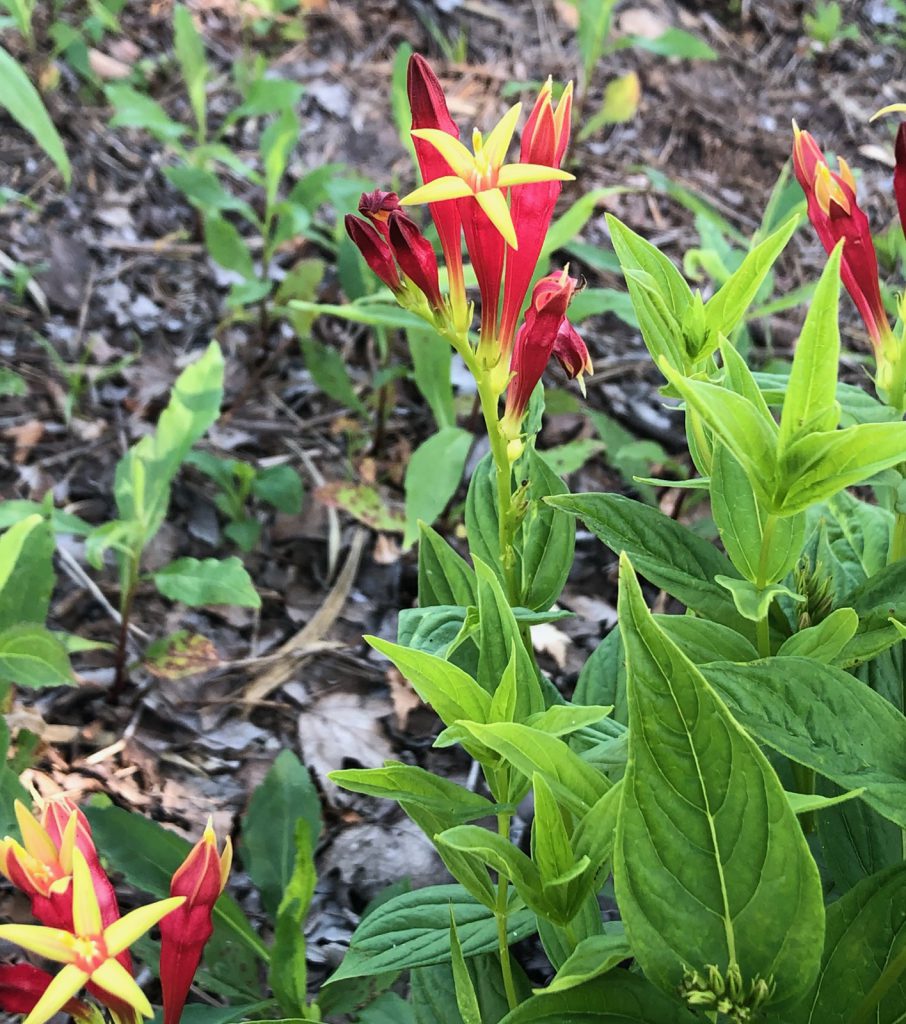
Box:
[372,533,401,565]
[387,666,422,731]
[88,48,133,80]
[618,7,671,37]
[5,420,44,463]
[143,631,221,679]
[531,621,570,670]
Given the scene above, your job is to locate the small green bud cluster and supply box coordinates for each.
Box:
[680,963,775,1022]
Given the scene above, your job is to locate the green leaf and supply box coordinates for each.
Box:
[710,444,804,584]
[519,449,575,611]
[411,953,523,1024]
[115,340,224,536]
[614,555,824,1009]
[173,4,208,138]
[575,0,617,81]
[777,607,858,662]
[164,165,256,221]
[624,26,716,59]
[408,327,455,430]
[498,972,698,1023]
[715,575,803,622]
[0,45,70,185]
[850,558,906,628]
[323,884,535,983]
[547,492,749,634]
[242,750,321,918]
[778,244,842,450]
[577,72,640,139]
[474,558,543,717]
[366,636,491,728]
[540,930,633,994]
[152,556,260,607]
[203,213,255,279]
[107,83,187,145]
[252,464,304,514]
[662,363,779,508]
[269,820,316,1017]
[0,514,55,630]
[778,421,906,515]
[787,865,906,1023]
[452,722,610,816]
[404,427,472,549]
[703,658,906,828]
[539,439,605,477]
[330,762,495,822]
[290,298,429,332]
[0,624,74,688]
[654,615,759,664]
[417,524,477,607]
[703,216,798,349]
[299,336,366,414]
[260,107,299,210]
[465,453,501,580]
[818,790,902,894]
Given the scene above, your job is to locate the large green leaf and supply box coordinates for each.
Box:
[403,428,472,549]
[0,514,55,630]
[173,3,208,139]
[410,953,525,1024]
[416,524,477,608]
[498,971,697,1023]
[152,556,260,607]
[242,750,321,919]
[778,244,842,450]
[703,658,906,828]
[323,884,535,983]
[0,624,74,688]
[788,865,906,1023]
[518,448,574,611]
[614,556,824,1010]
[0,45,70,185]
[547,493,749,633]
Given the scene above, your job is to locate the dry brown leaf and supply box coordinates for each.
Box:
[372,533,401,565]
[88,48,133,80]
[618,7,670,37]
[387,667,422,731]
[5,420,44,463]
[531,621,571,670]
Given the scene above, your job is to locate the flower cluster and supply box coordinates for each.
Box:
[346,55,592,442]
[792,118,906,404]
[0,798,229,1024]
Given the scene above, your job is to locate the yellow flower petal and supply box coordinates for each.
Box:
[0,923,77,962]
[496,164,574,188]
[220,835,233,891]
[870,103,906,121]
[554,81,574,137]
[475,188,518,249]
[483,103,522,168]
[15,800,57,865]
[410,129,476,178]
[103,896,185,957]
[401,177,474,205]
[58,811,79,875]
[22,964,89,1024]
[71,850,103,937]
[91,959,153,1019]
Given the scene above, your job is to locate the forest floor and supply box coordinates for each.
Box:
[0,0,902,997]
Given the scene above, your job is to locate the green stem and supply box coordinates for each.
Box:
[755,513,778,659]
[890,503,906,565]
[491,767,518,1011]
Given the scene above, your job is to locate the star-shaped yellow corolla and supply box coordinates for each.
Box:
[0,849,185,1024]
[400,102,574,249]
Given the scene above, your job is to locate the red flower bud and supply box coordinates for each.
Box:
[159,823,232,1024]
[358,189,401,240]
[793,124,891,351]
[503,269,579,431]
[388,211,443,309]
[894,123,906,240]
[345,214,403,293]
[553,319,593,382]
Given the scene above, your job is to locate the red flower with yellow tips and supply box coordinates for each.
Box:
[792,122,892,352]
[401,102,574,249]
[0,849,184,1024]
[0,963,96,1021]
[159,820,232,1024]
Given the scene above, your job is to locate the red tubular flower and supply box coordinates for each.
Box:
[388,211,443,309]
[502,269,586,435]
[159,822,232,1024]
[499,79,573,358]
[345,215,403,294]
[407,54,466,321]
[792,123,892,351]
[894,123,906,237]
[358,189,401,241]
[0,963,92,1019]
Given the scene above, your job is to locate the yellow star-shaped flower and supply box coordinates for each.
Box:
[400,102,574,248]
[0,849,185,1024]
